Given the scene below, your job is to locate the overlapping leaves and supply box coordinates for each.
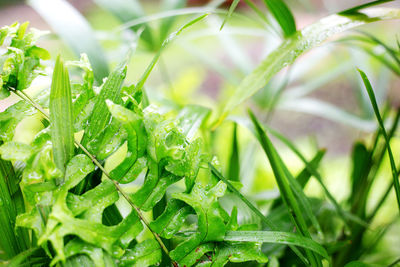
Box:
[0,23,270,267]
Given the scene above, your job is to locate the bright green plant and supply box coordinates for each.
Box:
[0,0,400,266]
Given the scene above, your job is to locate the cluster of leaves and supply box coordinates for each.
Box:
[1,1,400,266]
[0,22,269,267]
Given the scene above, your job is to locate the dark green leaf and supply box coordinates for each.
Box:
[263,0,296,37]
[248,109,322,266]
[50,56,75,173]
[358,69,400,212]
[224,231,328,259]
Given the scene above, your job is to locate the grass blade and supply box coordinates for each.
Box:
[228,123,240,181]
[218,7,400,125]
[50,56,75,173]
[262,0,296,37]
[209,163,309,265]
[248,109,322,266]
[135,14,209,94]
[220,0,241,30]
[224,231,328,259]
[28,0,109,83]
[358,69,400,212]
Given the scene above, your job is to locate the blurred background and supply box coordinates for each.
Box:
[0,1,399,264]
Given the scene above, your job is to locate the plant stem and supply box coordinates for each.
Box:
[10,88,176,266]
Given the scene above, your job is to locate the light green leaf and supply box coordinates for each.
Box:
[0,142,32,161]
[176,104,210,140]
[81,62,127,147]
[220,7,400,123]
[224,231,328,259]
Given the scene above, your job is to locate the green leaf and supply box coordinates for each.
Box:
[209,163,308,264]
[0,142,32,161]
[150,199,194,239]
[28,0,109,83]
[81,61,127,147]
[358,69,400,213]
[228,123,240,181]
[248,109,322,266]
[211,242,268,266]
[159,0,186,43]
[263,0,296,37]
[0,158,29,258]
[224,231,328,259]
[220,0,241,30]
[219,7,400,123]
[50,56,75,174]
[176,104,210,140]
[119,239,161,267]
[170,181,227,262]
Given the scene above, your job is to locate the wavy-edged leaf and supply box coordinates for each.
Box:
[220,7,400,123]
[150,199,194,239]
[170,181,227,262]
[0,142,32,162]
[28,0,109,83]
[81,62,127,147]
[50,56,75,174]
[263,0,296,37]
[224,231,328,259]
[119,239,161,267]
[358,69,400,212]
[106,100,147,183]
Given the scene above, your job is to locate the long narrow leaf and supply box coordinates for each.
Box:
[50,56,75,173]
[248,109,322,266]
[224,231,328,259]
[218,7,400,124]
[263,0,296,37]
[135,14,209,94]
[209,163,309,265]
[358,69,400,212]
[228,123,240,181]
[220,0,241,30]
[28,0,109,83]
